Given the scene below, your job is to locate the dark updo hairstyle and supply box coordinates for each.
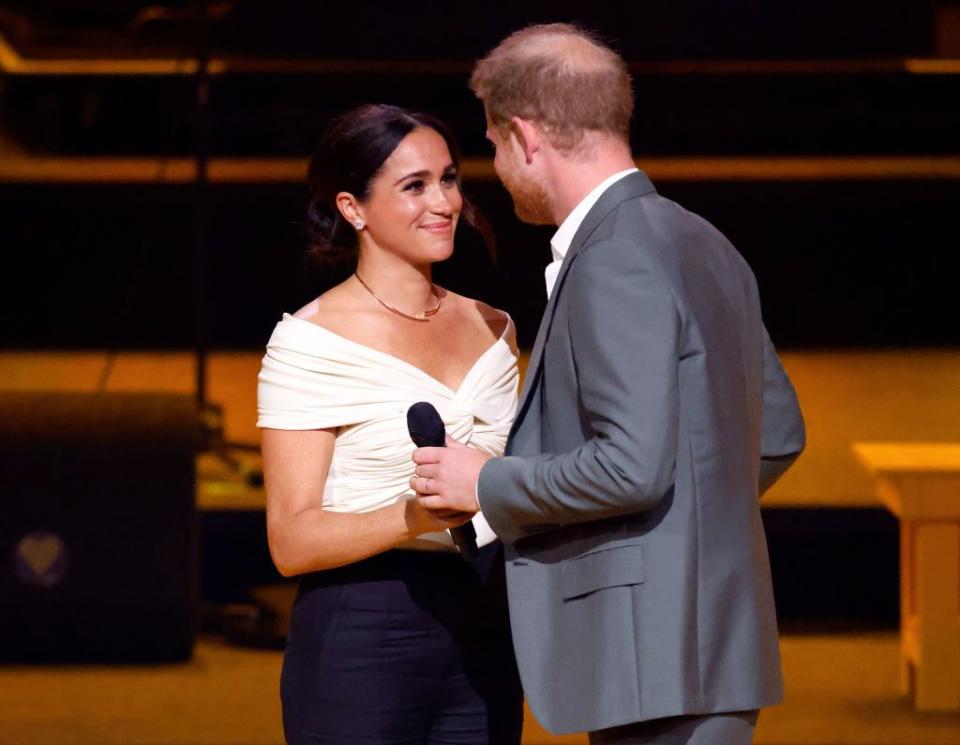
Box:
[306,103,491,266]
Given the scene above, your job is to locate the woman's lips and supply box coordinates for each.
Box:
[420,221,452,233]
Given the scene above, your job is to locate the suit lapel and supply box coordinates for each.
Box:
[511,171,657,435]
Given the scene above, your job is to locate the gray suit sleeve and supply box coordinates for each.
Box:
[757,325,805,495]
[479,240,679,543]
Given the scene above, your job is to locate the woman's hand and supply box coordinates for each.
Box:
[264,428,478,575]
[401,497,473,537]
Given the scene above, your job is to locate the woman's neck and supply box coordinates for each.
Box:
[354,254,436,314]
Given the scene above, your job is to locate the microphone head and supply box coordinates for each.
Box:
[406,402,446,448]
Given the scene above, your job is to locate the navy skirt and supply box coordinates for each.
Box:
[280,542,523,745]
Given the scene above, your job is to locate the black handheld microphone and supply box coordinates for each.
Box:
[406,401,479,560]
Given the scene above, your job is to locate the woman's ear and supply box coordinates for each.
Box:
[335,192,364,229]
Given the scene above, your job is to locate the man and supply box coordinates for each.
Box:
[412,23,805,745]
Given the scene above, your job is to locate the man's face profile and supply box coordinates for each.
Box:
[486,116,552,226]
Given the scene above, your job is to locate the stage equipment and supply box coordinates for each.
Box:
[0,392,197,662]
[189,0,262,485]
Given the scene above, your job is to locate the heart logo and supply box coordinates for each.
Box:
[20,535,61,575]
[14,531,69,587]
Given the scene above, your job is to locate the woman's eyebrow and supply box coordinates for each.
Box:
[393,169,431,186]
[392,164,457,186]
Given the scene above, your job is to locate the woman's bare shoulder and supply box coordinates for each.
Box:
[442,289,514,347]
[291,279,393,346]
[291,280,356,324]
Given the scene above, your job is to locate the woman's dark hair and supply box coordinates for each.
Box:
[306,103,491,265]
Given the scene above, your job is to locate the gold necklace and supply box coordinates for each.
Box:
[354,272,441,321]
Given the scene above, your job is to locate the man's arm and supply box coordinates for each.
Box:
[479,239,680,544]
[757,326,805,495]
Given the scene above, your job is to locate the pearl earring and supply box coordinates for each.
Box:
[354,219,365,230]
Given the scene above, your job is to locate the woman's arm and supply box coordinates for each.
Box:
[263,427,471,576]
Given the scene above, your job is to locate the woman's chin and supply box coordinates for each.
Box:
[421,241,455,264]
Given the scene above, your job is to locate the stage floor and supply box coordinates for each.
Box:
[1,347,959,509]
[2,349,960,742]
[1,632,959,745]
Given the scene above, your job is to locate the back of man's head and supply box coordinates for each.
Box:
[470,23,633,156]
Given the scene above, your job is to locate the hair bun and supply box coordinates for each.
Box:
[305,199,354,265]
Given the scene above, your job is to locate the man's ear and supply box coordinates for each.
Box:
[510,117,542,165]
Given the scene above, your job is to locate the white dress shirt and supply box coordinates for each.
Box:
[545,168,639,298]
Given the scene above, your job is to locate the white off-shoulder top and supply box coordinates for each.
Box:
[257,313,518,551]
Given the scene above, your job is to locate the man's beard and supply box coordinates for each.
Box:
[501,169,552,225]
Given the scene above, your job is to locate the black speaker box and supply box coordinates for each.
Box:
[0,392,198,662]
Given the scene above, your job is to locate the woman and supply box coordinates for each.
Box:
[257,104,523,745]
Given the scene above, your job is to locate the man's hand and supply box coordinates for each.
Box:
[411,435,492,513]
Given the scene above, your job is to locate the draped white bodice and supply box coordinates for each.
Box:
[257,313,518,549]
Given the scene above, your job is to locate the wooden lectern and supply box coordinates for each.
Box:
[853,442,960,712]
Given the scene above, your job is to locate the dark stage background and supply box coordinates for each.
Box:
[0,0,957,350]
[3,178,959,350]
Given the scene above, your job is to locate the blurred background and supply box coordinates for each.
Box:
[0,1,959,743]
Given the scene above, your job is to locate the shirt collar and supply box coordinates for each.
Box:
[549,168,639,263]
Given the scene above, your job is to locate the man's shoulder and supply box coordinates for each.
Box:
[606,191,712,239]
[577,192,756,302]
[602,193,741,263]
[576,194,674,270]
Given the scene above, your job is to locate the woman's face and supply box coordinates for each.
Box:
[356,127,463,265]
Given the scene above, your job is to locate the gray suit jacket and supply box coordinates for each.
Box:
[478,171,805,734]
